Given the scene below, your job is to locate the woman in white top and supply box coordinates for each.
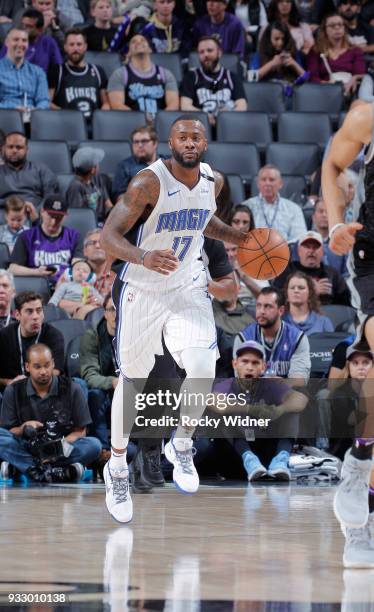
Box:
[267,0,314,54]
[235,0,268,38]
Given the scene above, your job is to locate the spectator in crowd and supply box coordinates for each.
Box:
[56,0,90,25]
[283,270,334,334]
[17,8,63,73]
[48,28,109,121]
[66,147,113,224]
[84,0,117,50]
[0,269,16,328]
[0,292,65,389]
[112,0,153,22]
[108,34,179,117]
[230,203,254,233]
[295,0,336,28]
[311,198,347,275]
[180,35,247,127]
[31,0,73,47]
[267,0,314,53]
[212,339,307,480]
[234,0,268,52]
[9,195,82,285]
[306,13,366,96]
[49,258,103,318]
[83,228,116,297]
[225,231,268,307]
[0,196,38,254]
[0,132,57,206]
[0,343,101,483]
[0,128,5,164]
[273,230,351,305]
[112,125,161,201]
[193,0,246,59]
[80,292,117,456]
[338,0,374,53]
[249,21,308,83]
[141,0,191,56]
[234,286,311,382]
[242,164,307,242]
[0,27,50,110]
[0,0,24,23]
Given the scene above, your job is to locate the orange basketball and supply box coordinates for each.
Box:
[237,228,290,281]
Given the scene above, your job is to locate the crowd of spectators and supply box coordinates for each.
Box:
[0,0,374,487]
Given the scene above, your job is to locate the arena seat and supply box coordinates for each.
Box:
[216,112,273,151]
[30,110,87,144]
[0,110,24,135]
[57,174,74,200]
[85,50,121,79]
[43,303,70,322]
[0,242,10,268]
[292,83,344,118]
[85,306,104,326]
[154,111,212,142]
[14,276,51,302]
[278,112,332,149]
[320,304,357,331]
[65,336,83,378]
[308,331,349,378]
[50,319,89,354]
[152,53,183,83]
[27,140,72,174]
[188,51,241,75]
[92,110,146,141]
[77,140,132,175]
[204,143,260,184]
[250,174,308,204]
[243,82,285,115]
[0,22,11,44]
[226,174,245,204]
[63,208,97,237]
[266,143,320,176]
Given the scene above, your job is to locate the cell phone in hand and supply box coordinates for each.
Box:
[46,265,58,274]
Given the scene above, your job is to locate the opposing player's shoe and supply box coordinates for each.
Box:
[344,517,374,569]
[164,437,199,494]
[242,451,267,482]
[103,462,133,523]
[268,451,291,481]
[333,450,372,529]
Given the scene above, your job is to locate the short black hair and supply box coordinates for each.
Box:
[15,291,43,311]
[64,27,87,42]
[170,114,206,130]
[5,131,27,144]
[26,343,52,363]
[22,8,44,29]
[257,286,285,308]
[197,34,222,49]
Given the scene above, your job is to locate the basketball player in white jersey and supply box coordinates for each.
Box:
[322,100,374,567]
[101,116,255,523]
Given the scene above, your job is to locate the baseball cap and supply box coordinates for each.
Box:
[42,194,68,216]
[234,340,266,360]
[72,147,105,173]
[298,231,323,247]
[346,345,373,360]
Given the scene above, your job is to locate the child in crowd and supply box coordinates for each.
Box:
[0,196,38,253]
[49,259,103,319]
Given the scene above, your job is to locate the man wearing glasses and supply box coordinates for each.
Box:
[338,0,374,53]
[112,125,163,202]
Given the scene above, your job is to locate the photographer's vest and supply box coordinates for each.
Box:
[12,376,73,434]
[239,321,304,378]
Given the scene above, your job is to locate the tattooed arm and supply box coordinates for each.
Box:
[101,170,178,275]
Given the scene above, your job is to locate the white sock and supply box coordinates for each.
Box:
[173,437,193,451]
[110,450,127,472]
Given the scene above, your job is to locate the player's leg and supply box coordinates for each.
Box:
[343,464,374,568]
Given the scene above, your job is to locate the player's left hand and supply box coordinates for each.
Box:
[330,222,363,255]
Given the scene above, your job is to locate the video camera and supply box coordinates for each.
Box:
[23,420,65,464]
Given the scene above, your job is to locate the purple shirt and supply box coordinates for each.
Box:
[307,47,366,83]
[192,13,245,59]
[213,377,290,406]
[0,35,62,73]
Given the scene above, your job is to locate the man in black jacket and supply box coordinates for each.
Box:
[0,343,101,482]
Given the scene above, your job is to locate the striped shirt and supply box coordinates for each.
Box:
[0,57,49,109]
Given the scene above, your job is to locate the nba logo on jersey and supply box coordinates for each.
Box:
[127,291,136,302]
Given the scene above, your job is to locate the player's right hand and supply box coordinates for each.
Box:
[329,222,363,255]
[143,249,179,275]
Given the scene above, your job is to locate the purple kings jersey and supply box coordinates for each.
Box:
[20,225,79,282]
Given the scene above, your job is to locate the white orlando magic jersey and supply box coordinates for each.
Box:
[119,158,217,291]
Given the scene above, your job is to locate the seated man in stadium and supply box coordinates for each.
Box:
[180,35,247,127]
[242,164,307,243]
[107,33,179,118]
[192,0,246,59]
[0,269,16,328]
[233,286,311,479]
[141,0,191,57]
[0,27,50,111]
[310,198,347,276]
[273,230,351,305]
[0,343,101,483]
[16,8,63,73]
[112,125,161,201]
[0,196,38,253]
[80,293,117,459]
[48,28,109,122]
[9,195,83,287]
[66,147,113,224]
[84,0,117,51]
[83,228,116,297]
[0,132,58,207]
[0,291,64,390]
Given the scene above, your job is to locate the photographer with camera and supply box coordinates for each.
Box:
[0,291,64,390]
[0,343,101,483]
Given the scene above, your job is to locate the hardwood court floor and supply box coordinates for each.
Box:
[1,481,374,610]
